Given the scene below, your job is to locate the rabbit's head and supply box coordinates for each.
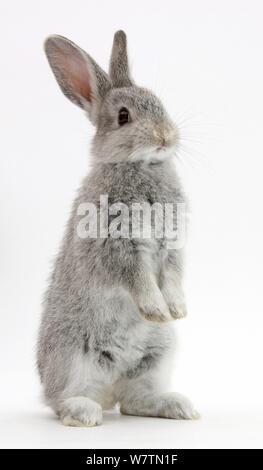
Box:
[45,31,178,163]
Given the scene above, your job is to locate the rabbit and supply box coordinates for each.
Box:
[37,30,198,426]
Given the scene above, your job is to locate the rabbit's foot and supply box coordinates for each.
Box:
[138,291,171,322]
[121,392,199,420]
[168,301,187,319]
[59,397,102,427]
[161,284,187,320]
[158,393,200,420]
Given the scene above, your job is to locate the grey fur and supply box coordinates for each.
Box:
[109,30,133,88]
[37,31,198,426]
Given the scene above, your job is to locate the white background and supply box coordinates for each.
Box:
[1,0,263,449]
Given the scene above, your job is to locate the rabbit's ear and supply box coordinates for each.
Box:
[44,35,111,124]
[109,30,133,88]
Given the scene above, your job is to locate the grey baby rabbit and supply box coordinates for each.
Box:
[37,30,198,426]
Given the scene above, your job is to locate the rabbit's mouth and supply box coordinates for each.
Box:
[156,138,166,152]
[128,127,178,162]
[153,125,178,154]
[155,142,175,155]
[154,138,177,156]
[153,148,172,160]
[145,144,176,163]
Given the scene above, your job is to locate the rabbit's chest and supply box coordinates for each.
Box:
[128,172,178,271]
[136,237,168,277]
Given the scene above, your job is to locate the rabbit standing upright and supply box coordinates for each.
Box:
[37,30,198,426]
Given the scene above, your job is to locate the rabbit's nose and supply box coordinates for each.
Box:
[153,124,177,149]
[161,137,166,146]
[156,138,166,151]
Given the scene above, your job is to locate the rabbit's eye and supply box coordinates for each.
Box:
[118,108,130,126]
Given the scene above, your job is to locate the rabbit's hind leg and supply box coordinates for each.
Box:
[118,372,199,420]
[120,389,199,420]
[56,396,103,427]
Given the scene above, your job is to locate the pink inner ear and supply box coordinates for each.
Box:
[52,41,92,101]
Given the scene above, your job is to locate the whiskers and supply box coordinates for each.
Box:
[173,109,221,174]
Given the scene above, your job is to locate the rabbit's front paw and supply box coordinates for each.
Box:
[138,292,171,322]
[168,301,187,319]
[162,284,187,320]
